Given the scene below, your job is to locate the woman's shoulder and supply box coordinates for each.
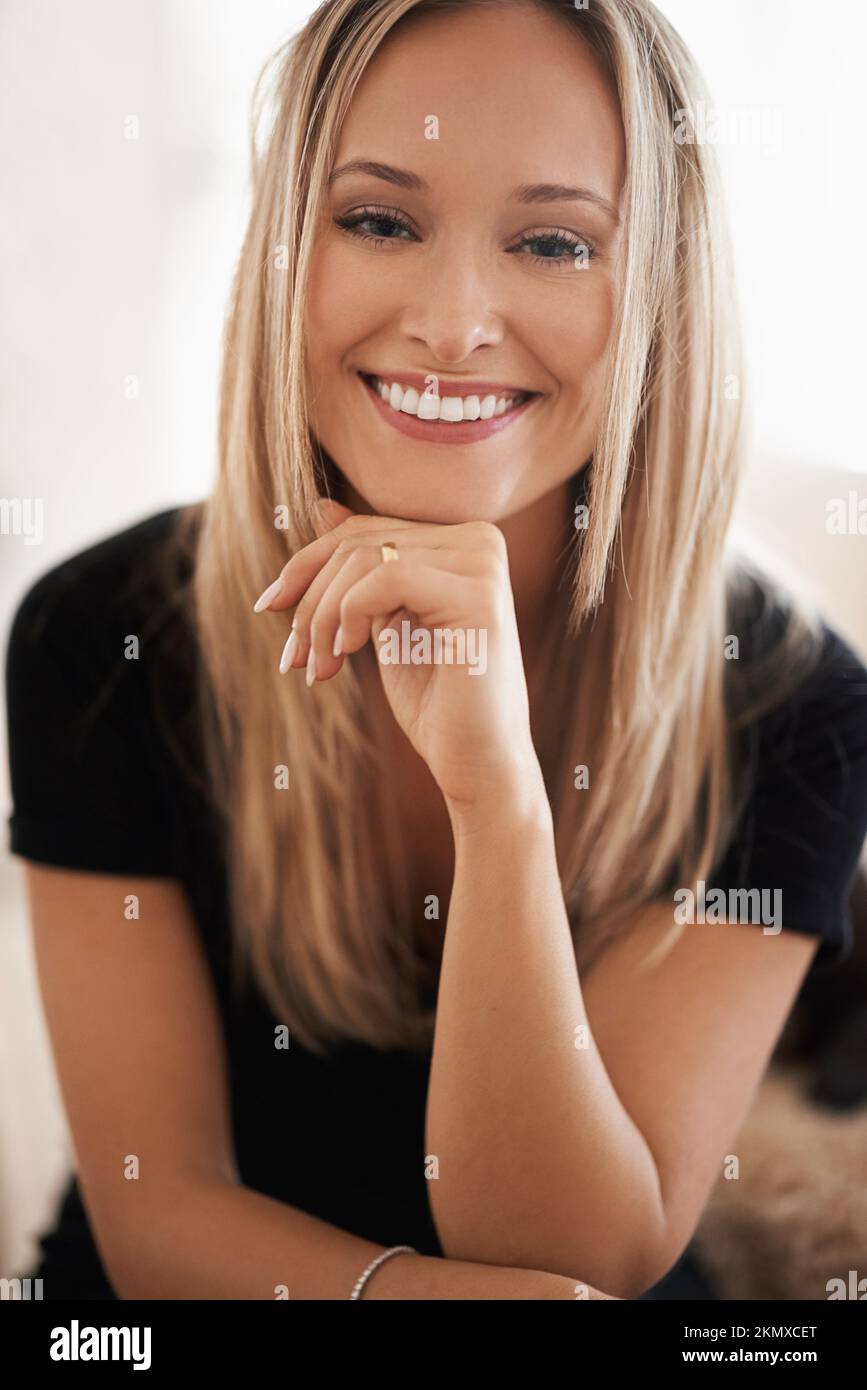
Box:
[725,561,867,744]
[715,563,867,966]
[4,505,202,877]
[7,505,195,644]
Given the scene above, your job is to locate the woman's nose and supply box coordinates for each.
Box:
[397,241,506,364]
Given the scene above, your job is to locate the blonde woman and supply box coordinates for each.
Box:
[7,0,867,1302]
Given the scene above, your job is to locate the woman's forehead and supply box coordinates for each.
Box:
[332,4,626,208]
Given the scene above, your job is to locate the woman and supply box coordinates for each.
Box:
[6,0,867,1301]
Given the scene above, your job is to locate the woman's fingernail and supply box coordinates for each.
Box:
[279,630,298,673]
[306,649,317,687]
[253,576,284,613]
[332,626,343,657]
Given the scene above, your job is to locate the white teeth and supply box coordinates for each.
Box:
[367,375,523,422]
[439,396,464,422]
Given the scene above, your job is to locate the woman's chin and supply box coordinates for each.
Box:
[342,476,521,526]
[365,498,504,525]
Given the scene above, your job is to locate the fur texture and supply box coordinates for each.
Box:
[694,1065,867,1300]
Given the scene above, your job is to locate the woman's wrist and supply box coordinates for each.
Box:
[444,757,552,842]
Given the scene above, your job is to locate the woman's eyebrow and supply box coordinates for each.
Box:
[514,182,621,226]
[328,159,621,225]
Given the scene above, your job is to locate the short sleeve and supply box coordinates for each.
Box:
[4,537,179,877]
[710,622,867,967]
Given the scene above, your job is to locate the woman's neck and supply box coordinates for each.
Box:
[499,481,575,662]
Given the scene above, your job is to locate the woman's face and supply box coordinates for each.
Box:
[305,2,626,524]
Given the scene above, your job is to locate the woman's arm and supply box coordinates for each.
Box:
[425,792,665,1299]
[24,863,610,1300]
[260,506,816,1299]
[95,1178,614,1300]
[425,793,818,1299]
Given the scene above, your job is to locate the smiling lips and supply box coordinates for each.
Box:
[358,369,536,417]
[358,369,541,443]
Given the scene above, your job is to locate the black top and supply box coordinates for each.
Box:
[6,507,867,1299]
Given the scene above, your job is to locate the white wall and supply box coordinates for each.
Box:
[664,0,867,479]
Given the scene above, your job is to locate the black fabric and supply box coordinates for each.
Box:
[5,508,867,1300]
[635,1245,719,1300]
[708,580,867,962]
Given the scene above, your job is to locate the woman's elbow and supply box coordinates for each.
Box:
[434,1218,669,1301]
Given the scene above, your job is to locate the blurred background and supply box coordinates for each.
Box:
[1,0,865,1281]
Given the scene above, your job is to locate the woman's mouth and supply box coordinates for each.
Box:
[357,371,541,445]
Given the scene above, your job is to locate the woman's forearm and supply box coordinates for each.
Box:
[425,789,666,1299]
[103,1176,604,1299]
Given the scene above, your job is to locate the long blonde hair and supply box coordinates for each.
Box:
[165,0,824,1054]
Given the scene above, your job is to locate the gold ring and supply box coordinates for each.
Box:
[380,542,399,563]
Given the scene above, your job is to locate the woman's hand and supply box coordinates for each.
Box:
[253,500,545,813]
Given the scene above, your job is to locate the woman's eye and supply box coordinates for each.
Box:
[333,208,415,245]
[333,211,597,270]
[511,231,598,271]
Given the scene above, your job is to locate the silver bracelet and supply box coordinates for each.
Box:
[349,1244,417,1300]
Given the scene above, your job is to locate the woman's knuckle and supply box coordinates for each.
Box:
[477,520,505,551]
[347,544,375,572]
